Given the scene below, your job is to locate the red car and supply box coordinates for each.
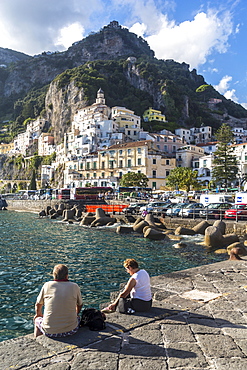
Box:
[224,204,247,220]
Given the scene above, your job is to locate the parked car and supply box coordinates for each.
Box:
[178,203,204,218]
[151,203,174,216]
[123,203,147,214]
[140,201,170,213]
[199,202,233,219]
[166,203,191,217]
[224,204,247,220]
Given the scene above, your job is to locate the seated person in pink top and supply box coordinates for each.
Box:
[34,264,83,338]
[108,259,152,314]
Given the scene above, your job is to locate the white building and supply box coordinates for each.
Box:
[175,126,212,144]
[38,133,55,156]
[176,145,205,168]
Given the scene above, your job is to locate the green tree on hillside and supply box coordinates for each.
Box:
[29,169,37,190]
[119,172,148,188]
[166,167,201,192]
[212,123,238,189]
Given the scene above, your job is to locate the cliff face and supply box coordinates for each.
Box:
[45,80,87,143]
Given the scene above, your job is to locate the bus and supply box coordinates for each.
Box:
[72,187,113,200]
[57,188,71,200]
[117,186,152,199]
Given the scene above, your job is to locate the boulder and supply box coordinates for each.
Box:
[213,220,226,235]
[167,234,183,241]
[91,216,116,227]
[205,226,224,248]
[227,242,247,255]
[116,226,133,234]
[175,226,196,236]
[222,234,239,246]
[132,220,149,233]
[80,215,95,226]
[192,220,211,235]
[95,208,107,218]
[48,208,57,216]
[50,213,59,219]
[133,217,144,227]
[62,209,76,222]
[144,227,167,240]
[39,210,46,217]
[174,242,187,249]
[144,213,166,229]
[214,249,227,254]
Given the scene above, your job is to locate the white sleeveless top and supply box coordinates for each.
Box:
[130,269,152,301]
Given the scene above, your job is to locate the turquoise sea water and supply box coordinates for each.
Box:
[0,210,226,341]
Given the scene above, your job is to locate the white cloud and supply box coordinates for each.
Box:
[140,9,234,69]
[214,75,239,102]
[55,23,85,50]
[214,75,233,94]
[0,0,102,55]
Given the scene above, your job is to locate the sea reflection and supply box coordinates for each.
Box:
[0,210,226,341]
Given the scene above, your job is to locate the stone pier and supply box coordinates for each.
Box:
[1,259,247,369]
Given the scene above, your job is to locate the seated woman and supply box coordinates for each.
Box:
[108,259,152,314]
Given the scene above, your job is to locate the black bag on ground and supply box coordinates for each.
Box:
[80,308,106,331]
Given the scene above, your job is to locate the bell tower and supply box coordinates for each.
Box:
[96,88,105,105]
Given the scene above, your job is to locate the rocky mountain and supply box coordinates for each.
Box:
[0,47,31,66]
[0,20,247,144]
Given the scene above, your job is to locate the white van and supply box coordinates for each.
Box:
[200,193,234,206]
[235,192,247,204]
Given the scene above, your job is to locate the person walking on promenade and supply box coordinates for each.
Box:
[34,264,83,338]
[107,259,152,314]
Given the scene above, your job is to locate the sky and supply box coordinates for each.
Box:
[0,0,246,109]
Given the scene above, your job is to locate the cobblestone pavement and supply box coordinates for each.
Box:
[1,259,247,369]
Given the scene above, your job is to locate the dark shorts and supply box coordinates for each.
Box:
[35,316,80,338]
[117,298,152,314]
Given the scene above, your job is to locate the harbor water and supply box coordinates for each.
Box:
[0,210,226,342]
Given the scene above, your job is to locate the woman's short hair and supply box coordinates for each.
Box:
[53,264,68,280]
[123,259,138,269]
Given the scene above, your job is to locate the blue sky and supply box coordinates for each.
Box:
[0,0,246,108]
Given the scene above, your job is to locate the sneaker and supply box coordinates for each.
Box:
[127,308,135,314]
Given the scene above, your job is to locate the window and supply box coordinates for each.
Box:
[137,148,141,154]
[128,149,131,154]
[153,159,156,164]
[101,172,105,178]
[86,163,90,170]
[127,159,131,167]
[80,163,83,170]
[119,160,123,168]
[119,150,123,155]
[128,130,131,135]
[93,172,96,178]
[152,170,156,178]
[93,161,97,169]
[138,158,142,165]
[166,159,169,165]
[152,182,156,189]
[86,173,90,179]
[134,131,137,135]
[101,161,105,169]
[166,170,169,176]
